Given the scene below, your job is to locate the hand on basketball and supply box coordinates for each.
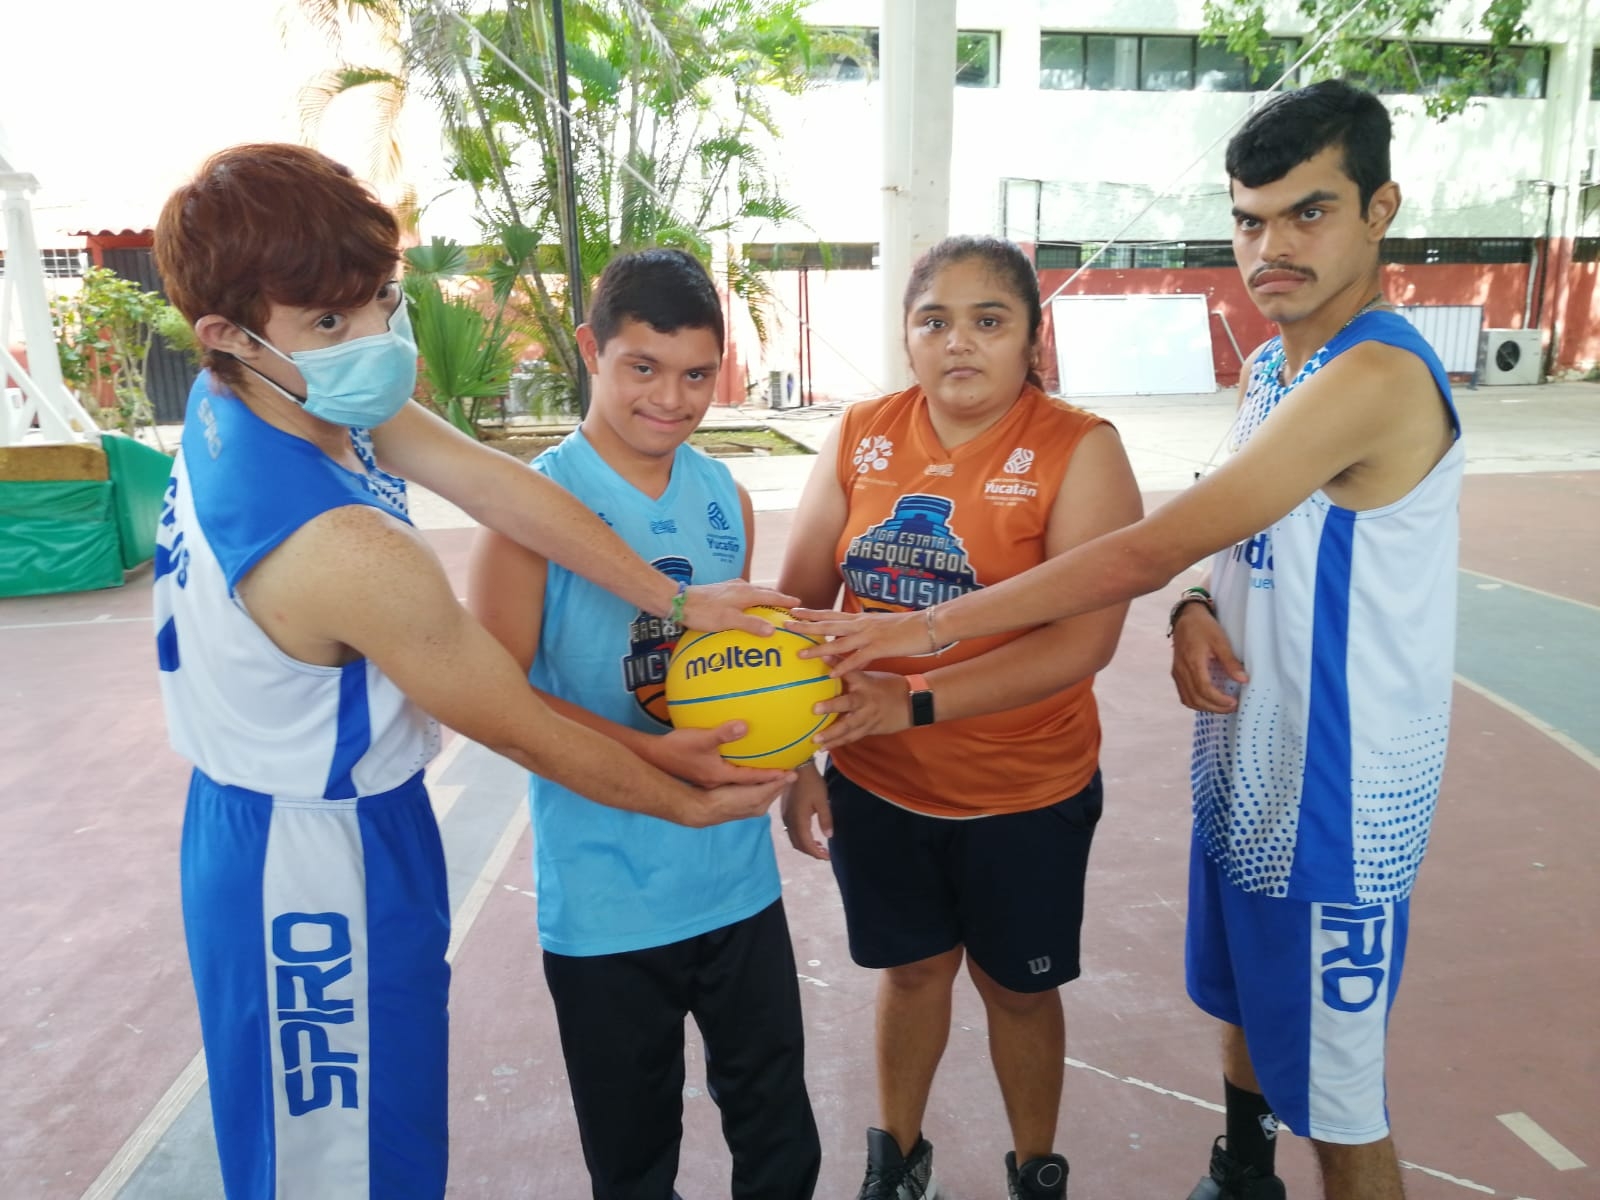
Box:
[781,764,832,860]
[681,582,800,635]
[653,723,796,789]
[809,671,911,750]
[688,775,795,829]
[785,608,927,675]
[1170,605,1248,713]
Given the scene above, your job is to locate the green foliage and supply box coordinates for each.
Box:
[295,0,819,419]
[402,237,517,438]
[1200,0,1534,119]
[49,266,184,444]
[397,0,816,411]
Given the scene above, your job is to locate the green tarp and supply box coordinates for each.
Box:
[102,434,176,569]
[0,479,124,597]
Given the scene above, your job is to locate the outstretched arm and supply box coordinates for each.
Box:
[369,404,794,633]
[813,424,1144,748]
[243,504,791,825]
[791,342,1439,673]
[465,525,788,789]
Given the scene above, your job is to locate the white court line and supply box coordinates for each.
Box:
[445,802,529,963]
[1497,1112,1587,1170]
[425,731,469,786]
[0,615,148,631]
[78,1051,207,1200]
[1461,567,1600,614]
[1454,674,1600,773]
[1057,1055,1533,1196]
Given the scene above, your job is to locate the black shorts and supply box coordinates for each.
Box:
[825,765,1103,993]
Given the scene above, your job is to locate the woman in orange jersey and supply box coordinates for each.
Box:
[777,236,1143,1200]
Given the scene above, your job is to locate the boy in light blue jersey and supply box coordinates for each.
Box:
[469,249,820,1200]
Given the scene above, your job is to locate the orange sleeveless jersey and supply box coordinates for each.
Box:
[828,384,1107,818]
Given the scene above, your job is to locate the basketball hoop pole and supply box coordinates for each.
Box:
[0,146,100,446]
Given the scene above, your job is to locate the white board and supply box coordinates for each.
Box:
[1051,294,1217,397]
[1395,305,1483,376]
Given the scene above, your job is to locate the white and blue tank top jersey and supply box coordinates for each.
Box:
[1192,311,1463,903]
[527,429,780,957]
[154,375,451,1199]
[153,374,439,797]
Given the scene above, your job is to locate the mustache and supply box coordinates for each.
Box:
[1250,264,1317,286]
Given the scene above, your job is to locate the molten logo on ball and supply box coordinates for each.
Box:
[665,606,840,770]
[682,645,783,677]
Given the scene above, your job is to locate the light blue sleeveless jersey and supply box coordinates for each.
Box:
[528,429,780,956]
[1192,311,1463,903]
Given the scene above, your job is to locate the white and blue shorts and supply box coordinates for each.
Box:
[181,768,451,1199]
[1185,831,1410,1145]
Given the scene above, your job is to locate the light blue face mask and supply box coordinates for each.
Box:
[242,300,418,429]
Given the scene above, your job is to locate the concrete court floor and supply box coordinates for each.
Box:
[1,382,1596,1199]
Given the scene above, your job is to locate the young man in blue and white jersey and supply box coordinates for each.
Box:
[150,145,795,1200]
[786,82,1460,1200]
[467,249,821,1200]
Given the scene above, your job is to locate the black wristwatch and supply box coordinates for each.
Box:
[906,673,935,727]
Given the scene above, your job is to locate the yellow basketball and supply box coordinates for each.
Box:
[665,606,839,770]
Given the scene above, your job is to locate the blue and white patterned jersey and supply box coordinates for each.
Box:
[154,373,439,799]
[526,429,780,957]
[1192,311,1462,902]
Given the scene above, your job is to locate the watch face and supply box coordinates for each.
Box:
[911,688,935,726]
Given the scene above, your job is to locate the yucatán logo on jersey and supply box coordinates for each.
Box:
[704,499,741,564]
[984,446,1039,503]
[841,494,981,612]
[273,911,360,1116]
[624,556,691,724]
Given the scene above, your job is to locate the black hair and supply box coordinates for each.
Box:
[588,247,724,352]
[1225,80,1393,213]
[902,236,1043,387]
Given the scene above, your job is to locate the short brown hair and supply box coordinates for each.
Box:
[154,143,400,387]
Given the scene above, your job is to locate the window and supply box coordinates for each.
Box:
[1575,237,1600,263]
[1141,37,1193,92]
[744,242,878,270]
[956,31,999,88]
[1183,243,1239,268]
[1376,42,1547,99]
[1085,35,1140,91]
[0,248,86,279]
[807,27,999,87]
[1382,237,1533,265]
[1040,33,1084,90]
[1593,49,1600,100]
[1036,243,1082,270]
[1046,33,1298,93]
[1194,40,1250,92]
[807,26,878,83]
[1034,242,1236,269]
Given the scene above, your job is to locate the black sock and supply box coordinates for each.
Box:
[1223,1078,1280,1177]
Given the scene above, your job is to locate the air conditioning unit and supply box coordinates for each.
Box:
[1477,329,1542,386]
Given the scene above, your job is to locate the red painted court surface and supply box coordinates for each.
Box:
[1,471,1595,1200]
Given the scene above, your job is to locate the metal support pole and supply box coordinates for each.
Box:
[550,0,589,416]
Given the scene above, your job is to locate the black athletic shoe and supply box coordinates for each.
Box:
[855,1127,938,1199]
[1186,1136,1287,1200]
[1006,1150,1069,1199]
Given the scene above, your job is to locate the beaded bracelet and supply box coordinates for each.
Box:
[1165,585,1215,637]
[669,580,688,626]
